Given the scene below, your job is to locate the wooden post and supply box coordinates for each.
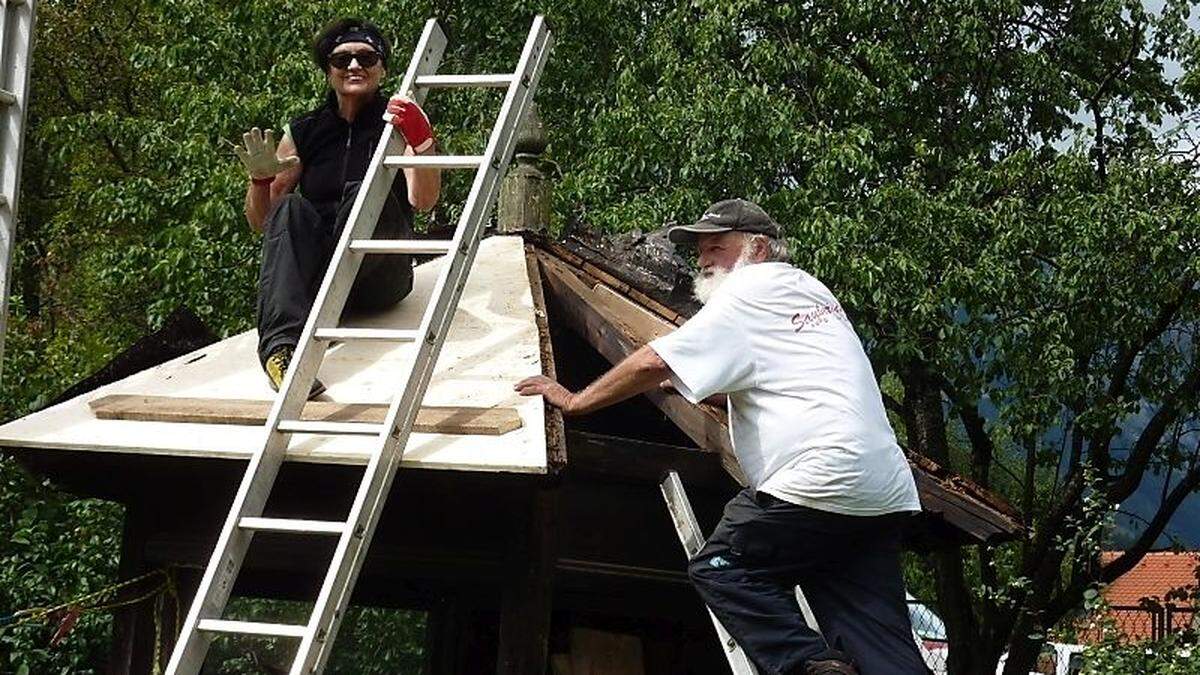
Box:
[425,594,466,674]
[107,510,145,675]
[496,485,559,674]
[107,509,195,675]
[498,102,551,234]
[157,567,199,674]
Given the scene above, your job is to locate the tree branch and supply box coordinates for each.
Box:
[902,362,951,464]
[1045,465,1200,622]
[1108,275,1194,403]
[1089,278,1195,482]
[954,384,995,487]
[1107,353,1200,504]
[49,63,134,175]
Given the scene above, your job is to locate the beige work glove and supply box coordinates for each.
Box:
[234,127,299,180]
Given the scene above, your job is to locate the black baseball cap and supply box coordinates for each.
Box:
[667,198,781,244]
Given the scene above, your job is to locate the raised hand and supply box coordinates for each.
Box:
[385,96,434,152]
[234,127,299,181]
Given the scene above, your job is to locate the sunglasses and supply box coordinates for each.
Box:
[329,50,381,69]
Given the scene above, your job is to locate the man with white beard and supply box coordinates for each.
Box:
[515,199,927,675]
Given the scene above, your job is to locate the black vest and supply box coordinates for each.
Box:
[289,91,411,223]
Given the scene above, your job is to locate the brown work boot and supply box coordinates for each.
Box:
[804,657,859,675]
[264,346,326,399]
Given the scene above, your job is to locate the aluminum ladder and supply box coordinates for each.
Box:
[0,0,35,382]
[660,471,822,674]
[165,16,552,674]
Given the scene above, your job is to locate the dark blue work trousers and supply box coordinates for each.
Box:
[256,182,413,366]
[688,489,930,675]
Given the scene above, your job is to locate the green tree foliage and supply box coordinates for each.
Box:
[0,465,121,673]
[1082,635,1200,674]
[2,0,1199,673]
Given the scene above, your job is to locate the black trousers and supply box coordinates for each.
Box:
[256,182,414,366]
[688,489,930,675]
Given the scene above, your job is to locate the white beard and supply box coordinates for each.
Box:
[693,246,756,304]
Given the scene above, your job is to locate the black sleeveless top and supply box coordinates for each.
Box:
[288,91,412,224]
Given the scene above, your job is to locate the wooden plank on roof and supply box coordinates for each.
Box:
[88,394,522,436]
[912,470,1018,544]
[525,244,567,469]
[589,285,674,341]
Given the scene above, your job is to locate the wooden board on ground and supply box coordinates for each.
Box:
[88,394,522,436]
[569,628,645,675]
[550,653,573,675]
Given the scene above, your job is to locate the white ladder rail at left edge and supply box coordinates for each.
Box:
[0,0,36,385]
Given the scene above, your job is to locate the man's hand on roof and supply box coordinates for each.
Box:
[514,375,578,414]
[517,346,671,417]
[235,127,300,180]
[385,95,434,153]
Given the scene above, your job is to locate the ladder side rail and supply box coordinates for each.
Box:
[0,0,34,385]
[166,19,450,675]
[288,19,453,675]
[660,472,760,675]
[355,15,552,590]
[298,18,551,674]
[660,472,824,673]
[396,18,445,105]
[0,3,10,84]
[660,471,706,557]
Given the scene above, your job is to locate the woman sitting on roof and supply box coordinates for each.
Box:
[235,17,442,397]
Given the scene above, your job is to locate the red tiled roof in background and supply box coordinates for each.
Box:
[1077,551,1200,643]
[1100,551,1199,606]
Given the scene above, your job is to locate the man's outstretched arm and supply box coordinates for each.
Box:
[515,344,671,416]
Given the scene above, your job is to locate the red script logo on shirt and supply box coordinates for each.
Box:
[791,303,846,332]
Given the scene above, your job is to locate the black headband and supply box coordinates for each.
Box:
[326,26,388,67]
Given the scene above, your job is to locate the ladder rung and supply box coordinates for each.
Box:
[349,239,453,255]
[238,517,346,536]
[414,73,514,88]
[197,619,307,638]
[384,155,483,169]
[313,328,420,342]
[0,90,16,106]
[277,420,385,436]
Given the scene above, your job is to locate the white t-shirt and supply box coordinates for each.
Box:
[649,262,921,516]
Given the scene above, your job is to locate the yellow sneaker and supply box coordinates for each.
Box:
[264,346,326,399]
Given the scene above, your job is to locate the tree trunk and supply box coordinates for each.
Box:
[1001,612,1044,675]
[934,548,986,675]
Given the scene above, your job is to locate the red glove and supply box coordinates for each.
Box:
[386,96,434,152]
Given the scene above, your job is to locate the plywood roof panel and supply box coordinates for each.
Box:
[0,236,547,474]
